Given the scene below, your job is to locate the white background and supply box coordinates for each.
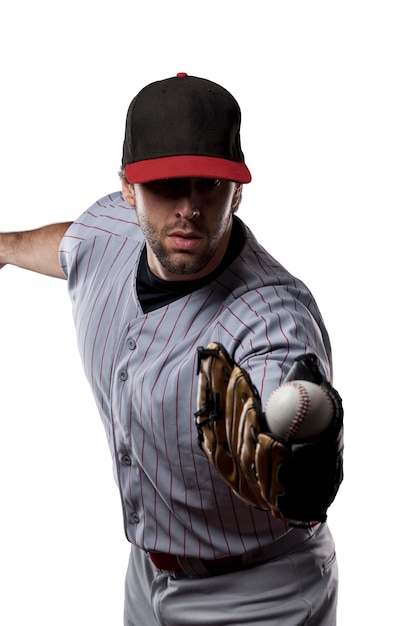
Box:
[1,1,415,624]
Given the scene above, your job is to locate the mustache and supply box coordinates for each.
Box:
[165,220,206,236]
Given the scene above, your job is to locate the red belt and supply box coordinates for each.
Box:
[147,524,320,577]
[148,551,246,576]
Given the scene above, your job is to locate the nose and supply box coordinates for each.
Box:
[175,183,200,220]
[176,201,199,220]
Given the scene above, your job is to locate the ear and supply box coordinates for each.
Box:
[231,184,242,213]
[121,178,136,207]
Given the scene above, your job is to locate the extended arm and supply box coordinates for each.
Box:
[195,343,344,525]
[0,222,72,278]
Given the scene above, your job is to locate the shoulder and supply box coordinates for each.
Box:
[225,219,309,296]
[59,191,143,277]
[66,191,140,240]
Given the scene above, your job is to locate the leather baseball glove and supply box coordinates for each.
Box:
[194,342,344,524]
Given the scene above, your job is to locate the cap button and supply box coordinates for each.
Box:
[176,72,188,78]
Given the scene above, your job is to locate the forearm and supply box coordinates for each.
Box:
[0,222,72,278]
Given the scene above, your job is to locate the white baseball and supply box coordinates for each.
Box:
[264,380,334,441]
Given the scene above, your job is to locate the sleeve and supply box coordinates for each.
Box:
[216,282,333,405]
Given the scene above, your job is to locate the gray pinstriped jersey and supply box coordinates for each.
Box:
[59,192,332,559]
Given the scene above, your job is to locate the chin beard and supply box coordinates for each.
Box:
[156,250,213,277]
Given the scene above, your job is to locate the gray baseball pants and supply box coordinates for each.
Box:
[124,523,338,625]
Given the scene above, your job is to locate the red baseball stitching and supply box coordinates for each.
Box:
[285,382,310,440]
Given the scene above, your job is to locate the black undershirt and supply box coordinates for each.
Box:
[136,217,245,313]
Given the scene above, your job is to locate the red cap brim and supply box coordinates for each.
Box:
[125,155,251,184]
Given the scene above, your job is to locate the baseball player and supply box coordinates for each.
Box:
[0,73,343,625]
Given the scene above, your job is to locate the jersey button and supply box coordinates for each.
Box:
[127,338,136,350]
[131,513,139,524]
[122,455,132,466]
[119,369,128,381]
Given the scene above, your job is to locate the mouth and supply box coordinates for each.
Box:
[167,230,204,252]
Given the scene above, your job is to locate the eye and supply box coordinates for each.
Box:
[199,178,221,188]
[145,179,183,196]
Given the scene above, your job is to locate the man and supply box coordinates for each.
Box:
[0,73,342,625]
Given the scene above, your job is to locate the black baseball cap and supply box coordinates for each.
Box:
[122,73,252,184]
